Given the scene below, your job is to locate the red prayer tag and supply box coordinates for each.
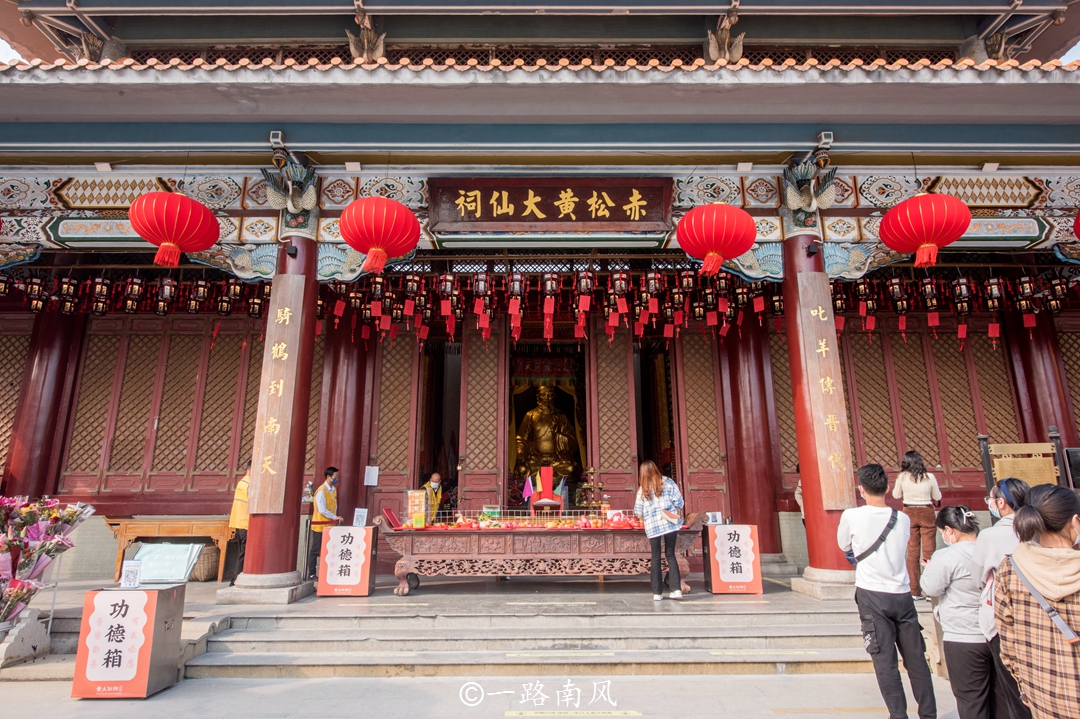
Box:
[511,313,521,327]
[418,325,429,340]
[866,315,877,331]
[898,315,907,331]
[414,312,422,326]
[640,311,650,325]
[706,311,718,326]
[447,316,456,335]
[578,295,591,312]
[574,325,585,338]
[478,313,490,328]
[379,315,391,330]
[858,301,867,317]
[648,298,659,313]
[440,299,452,316]
[663,324,675,338]
[361,325,371,339]
[988,323,1001,338]
[927,312,940,327]
[473,298,485,315]
[389,324,398,339]
[508,297,520,315]
[719,323,730,337]
[606,323,615,336]
[717,298,729,313]
[334,299,345,317]
[608,312,620,326]
[617,297,628,314]
[753,296,765,313]
[404,299,414,315]
[958,324,968,339]
[371,300,382,317]
[736,310,744,326]
[674,310,684,325]
[315,320,322,336]
[543,296,554,314]
[835,316,845,331]
[634,322,644,336]
[1023,313,1037,328]
[482,327,491,339]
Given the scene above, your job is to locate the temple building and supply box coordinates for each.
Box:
[2,1,1080,600]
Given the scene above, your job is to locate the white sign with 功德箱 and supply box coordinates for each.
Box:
[82,591,148,682]
[316,526,377,597]
[705,524,763,595]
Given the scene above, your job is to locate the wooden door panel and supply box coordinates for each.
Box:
[458,323,507,509]
[588,321,639,513]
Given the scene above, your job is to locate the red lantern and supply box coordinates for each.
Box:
[338,196,421,275]
[128,192,219,268]
[879,193,970,268]
[676,203,757,276]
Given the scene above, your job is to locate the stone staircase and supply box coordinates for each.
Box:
[185,602,871,679]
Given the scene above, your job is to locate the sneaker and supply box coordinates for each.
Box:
[653,594,664,601]
[669,590,683,600]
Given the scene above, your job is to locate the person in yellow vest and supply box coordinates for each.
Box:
[421,472,446,524]
[228,461,250,586]
[307,466,342,580]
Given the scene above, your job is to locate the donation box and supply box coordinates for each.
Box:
[317,525,378,597]
[703,524,763,595]
[72,583,185,699]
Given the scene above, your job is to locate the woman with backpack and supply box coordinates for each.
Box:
[920,506,988,719]
[995,484,1080,719]
[891,450,942,599]
[633,460,684,601]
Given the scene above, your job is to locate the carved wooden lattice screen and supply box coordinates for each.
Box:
[676,331,728,515]
[0,316,34,472]
[590,323,637,509]
[768,334,799,476]
[57,316,301,513]
[368,328,419,525]
[459,325,502,510]
[1056,329,1080,440]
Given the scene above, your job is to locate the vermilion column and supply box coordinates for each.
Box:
[782,232,854,585]
[241,234,319,578]
[2,310,85,497]
[727,316,781,553]
[1004,311,1080,447]
[322,322,368,521]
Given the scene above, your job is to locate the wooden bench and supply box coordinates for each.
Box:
[103,516,234,583]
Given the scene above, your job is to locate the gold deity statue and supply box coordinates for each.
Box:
[514,386,580,481]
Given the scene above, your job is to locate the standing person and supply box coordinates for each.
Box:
[995,484,1080,719]
[839,463,937,719]
[892,450,942,599]
[420,472,445,524]
[307,466,342,580]
[921,506,990,719]
[227,461,250,586]
[633,459,684,601]
[972,477,1032,719]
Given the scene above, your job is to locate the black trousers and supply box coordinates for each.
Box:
[649,533,680,595]
[232,528,247,581]
[854,587,937,719]
[989,635,1032,719]
[307,529,323,580]
[943,640,997,719]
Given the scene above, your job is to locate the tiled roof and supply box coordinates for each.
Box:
[0,55,1077,75]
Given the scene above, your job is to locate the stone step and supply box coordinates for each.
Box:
[207,625,864,653]
[227,608,861,632]
[0,654,77,681]
[184,646,874,678]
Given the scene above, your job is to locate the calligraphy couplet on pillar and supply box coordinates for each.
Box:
[796,273,856,511]
[316,526,378,597]
[249,273,307,514]
[72,585,185,699]
[703,525,762,595]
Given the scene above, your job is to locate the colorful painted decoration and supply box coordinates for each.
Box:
[879,193,971,268]
[338,196,421,274]
[675,203,756,276]
[128,192,220,268]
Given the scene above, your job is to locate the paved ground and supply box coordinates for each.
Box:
[0,675,958,718]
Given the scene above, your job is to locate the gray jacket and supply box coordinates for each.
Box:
[920,541,983,643]
[970,514,1020,640]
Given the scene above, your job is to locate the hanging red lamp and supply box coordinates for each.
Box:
[879,193,971,268]
[676,203,757,276]
[338,196,421,275]
[128,191,220,268]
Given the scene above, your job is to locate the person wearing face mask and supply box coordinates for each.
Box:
[995,484,1080,719]
[921,506,989,719]
[421,472,446,524]
[307,466,343,580]
[971,477,1032,719]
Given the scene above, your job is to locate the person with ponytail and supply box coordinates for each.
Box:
[995,485,1080,719]
[921,506,990,719]
[892,450,942,599]
[972,476,1032,719]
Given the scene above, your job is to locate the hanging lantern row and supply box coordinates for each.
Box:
[0,274,271,318]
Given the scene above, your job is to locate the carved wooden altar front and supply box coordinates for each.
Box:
[374,514,702,596]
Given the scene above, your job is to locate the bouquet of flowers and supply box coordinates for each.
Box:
[0,578,40,624]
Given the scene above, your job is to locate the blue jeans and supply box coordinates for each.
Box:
[649,533,680,595]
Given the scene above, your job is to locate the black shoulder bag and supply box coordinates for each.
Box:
[845,509,898,568]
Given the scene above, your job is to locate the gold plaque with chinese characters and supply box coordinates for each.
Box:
[249,273,307,514]
[428,177,672,233]
[796,273,856,511]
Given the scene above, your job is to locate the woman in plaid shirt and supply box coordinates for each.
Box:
[995,485,1080,719]
[633,460,685,601]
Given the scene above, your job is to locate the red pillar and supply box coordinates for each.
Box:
[242,234,319,578]
[322,322,368,521]
[1004,311,1080,447]
[782,233,851,573]
[727,316,782,553]
[2,310,85,498]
